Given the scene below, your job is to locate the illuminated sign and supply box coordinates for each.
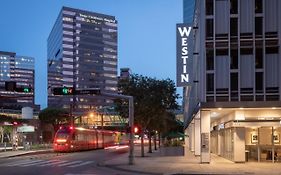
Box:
[79,13,116,24]
[176,23,193,87]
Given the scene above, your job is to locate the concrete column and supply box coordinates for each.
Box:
[200,110,210,163]
[217,131,222,156]
[184,127,190,155]
[233,127,245,162]
[190,120,195,152]
[194,118,201,156]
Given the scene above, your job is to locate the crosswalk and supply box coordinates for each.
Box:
[0,159,94,168]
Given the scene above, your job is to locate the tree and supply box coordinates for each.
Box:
[38,107,70,132]
[0,115,29,143]
[115,74,179,156]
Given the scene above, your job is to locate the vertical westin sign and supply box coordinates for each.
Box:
[176,23,193,87]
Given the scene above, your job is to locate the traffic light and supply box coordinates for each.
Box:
[53,87,74,95]
[16,87,32,93]
[5,81,16,91]
[5,82,32,93]
[134,126,139,134]
[133,126,141,135]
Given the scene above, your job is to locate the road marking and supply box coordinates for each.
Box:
[1,159,93,168]
[5,160,44,166]
[20,159,61,167]
[57,160,83,167]
[68,161,94,168]
[39,160,67,166]
[64,174,98,175]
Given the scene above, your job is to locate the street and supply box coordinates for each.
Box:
[0,148,137,175]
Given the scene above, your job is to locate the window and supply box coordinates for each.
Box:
[231,73,238,91]
[255,17,263,36]
[230,49,238,69]
[230,0,238,14]
[230,18,238,36]
[255,48,263,68]
[266,47,279,54]
[216,49,228,56]
[255,72,263,92]
[206,0,214,15]
[255,0,262,13]
[240,48,253,55]
[206,74,214,93]
[206,19,214,39]
[206,49,214,70]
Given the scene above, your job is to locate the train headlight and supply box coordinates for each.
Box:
[71,145,74,148]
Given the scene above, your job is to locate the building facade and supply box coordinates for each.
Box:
[47,7,118,114]
[183,0,281,163]
[0,51,34,109]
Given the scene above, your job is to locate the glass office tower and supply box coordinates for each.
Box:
[47,7,118,114]
[0,51,35,108]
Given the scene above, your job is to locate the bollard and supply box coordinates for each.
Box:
[4,142,6,152]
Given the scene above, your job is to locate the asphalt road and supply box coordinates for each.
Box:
[0,148,135,175]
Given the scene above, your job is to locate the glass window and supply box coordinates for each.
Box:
[255,0,263,13]
[255,48,263,68]
[206,49,214,70]
[230,0,238,14]
[216,49,228,56]
[230,18,238,36]
[255,17,263,36]
[206,0,214,15]
[206,74,214,92]
[231,73,238,91]
[266,47,279,54]
[255,72,263,92]
[230,49,238,69]
[240,48,253,55]
[206,19,214,39]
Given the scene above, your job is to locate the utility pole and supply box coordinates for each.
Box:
[101,92,135,165]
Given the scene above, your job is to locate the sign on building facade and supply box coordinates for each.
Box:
[176,23,193,87]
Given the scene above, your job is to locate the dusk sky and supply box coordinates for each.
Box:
[0,0,182,109]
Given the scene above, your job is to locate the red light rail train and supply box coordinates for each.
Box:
[53,126,127,152]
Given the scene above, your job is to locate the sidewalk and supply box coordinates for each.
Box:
[103,145,281,175]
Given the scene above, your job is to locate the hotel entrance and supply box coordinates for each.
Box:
[207,108,281,163]
[246,126,281,163]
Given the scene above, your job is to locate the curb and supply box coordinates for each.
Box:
[2,149,54,158]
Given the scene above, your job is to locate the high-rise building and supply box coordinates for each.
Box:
[183,0,281,163]
[0,51,34,108]
[47,7,118,114]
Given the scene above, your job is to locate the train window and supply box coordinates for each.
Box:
[72,133,76,140]
[56,133,68,139]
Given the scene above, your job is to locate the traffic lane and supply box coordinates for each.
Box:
[0,147,129,175]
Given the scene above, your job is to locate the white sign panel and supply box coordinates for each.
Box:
[17,126,35,133]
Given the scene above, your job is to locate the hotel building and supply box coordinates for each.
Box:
[183,0,281,163]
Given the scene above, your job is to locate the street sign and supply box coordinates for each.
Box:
[75,89,101,95]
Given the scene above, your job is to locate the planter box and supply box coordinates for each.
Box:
[160,146,184,156]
